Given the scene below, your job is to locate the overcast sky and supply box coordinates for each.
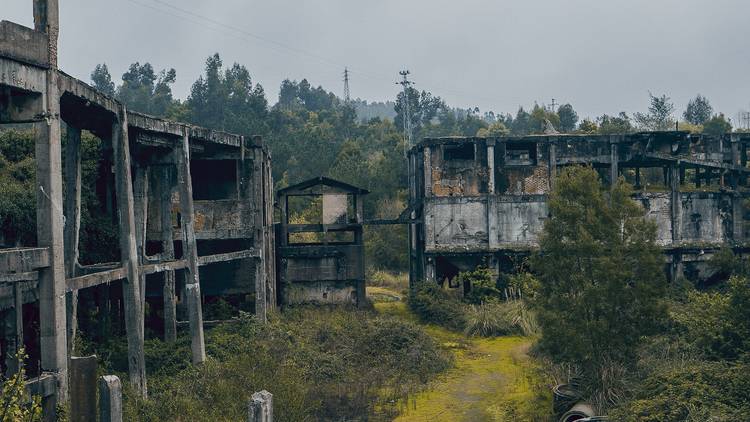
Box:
[5,0,750,122]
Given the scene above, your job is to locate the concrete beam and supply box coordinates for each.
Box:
[156,165,177,341]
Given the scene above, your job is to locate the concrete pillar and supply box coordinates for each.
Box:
[487,141,495,194]
[34,74,68,412]
[425,257,436,284]
[64,124,82,354]
[669,164,681,245]
[611,145,619,185]
[423,146,432,197]
[133,165,149,330]
[250,148,267,323]
[2,305,21,377]
[112,107,147,396]
[175,128,206,364]
[247,390,273,422]
[157,166,177,342]
[548,142,557,190]
[98,375,123,422]
[69,355,97,422]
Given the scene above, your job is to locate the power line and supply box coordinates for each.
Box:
[121,0,506,107]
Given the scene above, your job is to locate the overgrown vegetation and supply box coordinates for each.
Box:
[79,307,450,421]
[408,268,537,338]
[0,349,42,422]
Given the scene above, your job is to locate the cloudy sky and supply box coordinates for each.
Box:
[5,0,750,122]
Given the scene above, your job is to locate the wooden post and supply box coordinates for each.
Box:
[175,128,206,364]
[112,107,147,396]
[64,124,82,354]
[157,166,177,342]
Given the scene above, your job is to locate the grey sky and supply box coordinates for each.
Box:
[5,0,750,122]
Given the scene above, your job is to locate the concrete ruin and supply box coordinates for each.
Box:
[407,133,750,289]
[276,177,367,307]
[0,0,275,416]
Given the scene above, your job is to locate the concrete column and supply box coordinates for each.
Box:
[175,128,206,364]
[112,108,147,396]
[3,306,21,377]
[98,375,123,422]
[670,164,681,245]
[610,141,618,185]
[157,166,177,342]
[487,141,495,194]
[133,165,149,329]
[69,355,97,422]
[248,390,273,422]
[425,257,436,284]
[548,142,557,190]
[251,148,267,323]
[34,77,68,410]
[64,124,82,354]
[423,146,432,197]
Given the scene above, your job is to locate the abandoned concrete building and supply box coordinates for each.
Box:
[0,0,275,416]
[407,133,750,289]
[276,177,367,307]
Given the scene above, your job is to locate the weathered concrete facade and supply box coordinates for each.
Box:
[276,177,367,307]
[0,1,274,416]
[408,133,750,289]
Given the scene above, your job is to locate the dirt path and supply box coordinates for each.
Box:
[369,286,551,422]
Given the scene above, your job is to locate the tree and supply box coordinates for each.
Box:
[634,93,675,131]
[90,63,116,96]
[558,103,579,132]
[511,107,531,135]
[187,53,268,135]
[703,113,732,136]
[578,118,598,134]
[117,62,177,116]
[597,112,633,134]
[530,166,667,381]
[683,94,713,125]
[529,104,560,134]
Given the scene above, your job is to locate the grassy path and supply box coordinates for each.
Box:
[368,286,551,422]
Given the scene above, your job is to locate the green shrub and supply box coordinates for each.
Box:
[112,306,450,421]
[460,266,502,304]
[408,282,467,330]
[610,360,750,421]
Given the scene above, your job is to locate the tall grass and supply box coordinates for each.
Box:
[464,300,539,337]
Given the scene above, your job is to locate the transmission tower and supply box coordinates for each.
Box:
[397,70,414,155]
[343,67,351,103]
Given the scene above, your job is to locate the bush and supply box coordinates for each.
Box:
[408,282,467,330]
[460,266,502,304]
[113,306,450,421]
[464,300,538,337]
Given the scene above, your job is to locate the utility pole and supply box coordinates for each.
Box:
[397,70,414,156]
[343,67,351,103]
[549,98,558,113]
